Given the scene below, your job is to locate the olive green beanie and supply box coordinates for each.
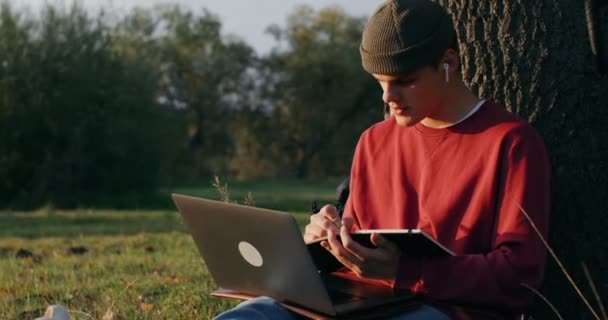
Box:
[360,0,456,75]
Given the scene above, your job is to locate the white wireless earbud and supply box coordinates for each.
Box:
[444,63,450,83]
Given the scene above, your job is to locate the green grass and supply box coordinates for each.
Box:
[174,177,343,212]
[0,178,339,319]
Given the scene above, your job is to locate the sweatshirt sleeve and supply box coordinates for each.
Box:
[394,125,551,310]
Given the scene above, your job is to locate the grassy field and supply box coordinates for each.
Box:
[0,178,341,319]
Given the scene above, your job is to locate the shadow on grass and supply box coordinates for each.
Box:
[2,178,343,211]
[0,210,185,239]
[0,178,341,239]
[3,191,177,211]
[0,208,316,239]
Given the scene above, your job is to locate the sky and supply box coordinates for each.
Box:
[14,0,384,54]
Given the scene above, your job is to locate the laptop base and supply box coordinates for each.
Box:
[211,288,421,320]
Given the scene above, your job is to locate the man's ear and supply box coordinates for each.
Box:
[441,48,461,73]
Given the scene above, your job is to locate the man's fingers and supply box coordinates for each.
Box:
[303,205,344,243]
[370,233,401,256]
[320,205,341,226]
[370,233,387,247]
[310,214,340,233]
[304,223,327,242]
[339,225,371,262]
[324,230,402,279]
[341,217,355,232]
[326,229,364,268]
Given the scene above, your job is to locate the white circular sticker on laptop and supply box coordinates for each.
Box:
[238,241,263,267]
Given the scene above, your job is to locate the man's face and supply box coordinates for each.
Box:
[373,65,446,127]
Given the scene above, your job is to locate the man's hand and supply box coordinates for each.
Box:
[322,218,401,281]
[303,205,342,243]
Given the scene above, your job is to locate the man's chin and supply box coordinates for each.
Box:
[394,115,419,127]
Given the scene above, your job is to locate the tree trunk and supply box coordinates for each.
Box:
[440,0,608,318]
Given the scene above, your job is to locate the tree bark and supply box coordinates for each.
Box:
[440,0,608,318]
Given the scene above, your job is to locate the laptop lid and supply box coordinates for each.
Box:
[171,193,336,315]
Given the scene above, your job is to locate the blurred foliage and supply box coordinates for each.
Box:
[0,3,184,207]
[250,6,382,178]
[0,3,379,208]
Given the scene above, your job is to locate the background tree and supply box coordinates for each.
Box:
[440,0,608,317]
[257,6,383,178]
[153,6,255,179]
[0,3,36,203]
[0,3,182,207]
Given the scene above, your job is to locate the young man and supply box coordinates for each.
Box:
[217,0,550,319]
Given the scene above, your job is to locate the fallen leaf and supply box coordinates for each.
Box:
[140,303,154,313]
[102,308,124,320]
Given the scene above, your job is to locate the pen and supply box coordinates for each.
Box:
[311,200,320,214]
[310,200,344,217]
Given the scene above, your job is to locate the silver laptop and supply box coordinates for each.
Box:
[172,193,416,317]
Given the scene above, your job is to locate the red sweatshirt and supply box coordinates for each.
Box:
[342,101,550,318]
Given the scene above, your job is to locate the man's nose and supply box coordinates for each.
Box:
[382,85,400,104]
